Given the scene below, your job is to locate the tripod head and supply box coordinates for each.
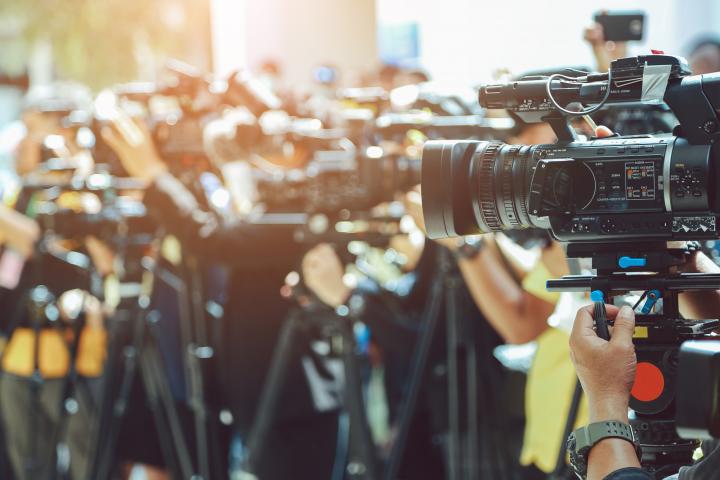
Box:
[547,241,719,474]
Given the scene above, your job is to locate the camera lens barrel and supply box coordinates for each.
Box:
[421,139,537,239]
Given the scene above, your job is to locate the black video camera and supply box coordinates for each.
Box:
[421,54,720,244]
[421,55,720,472]
[254,127,420,215]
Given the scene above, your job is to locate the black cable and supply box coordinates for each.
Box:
[546,70,613,116]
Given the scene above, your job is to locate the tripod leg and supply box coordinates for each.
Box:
[446,276,463,480]
[384,274,444,480]
[141,313,196,480]
[187,259,212,480]
[186,345,211,480]
[244,310,303,474]
[339,321,379,480]
[88,312,142,480]
[463,329,480,480]
[46,318,86,480]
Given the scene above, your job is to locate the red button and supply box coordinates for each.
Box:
[631,362,665,402]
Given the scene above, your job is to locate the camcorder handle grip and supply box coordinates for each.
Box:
[591,290,611,340]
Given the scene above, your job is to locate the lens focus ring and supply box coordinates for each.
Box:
[476,142,503,231]
[500,146,523,228]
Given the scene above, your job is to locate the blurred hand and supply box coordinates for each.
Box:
[22,110,64,142]
[570,304,636,422]
[0,205,40,259]
[583,22,628,73]
[101,116,167,182]
[302,243,351,308]
[58,290,104,330]
[85,235,115,277]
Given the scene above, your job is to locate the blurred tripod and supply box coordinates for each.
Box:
[385,247,514,480]
[242,287,378,480]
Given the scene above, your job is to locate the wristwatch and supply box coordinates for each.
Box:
[568,421,642,479]
[452,236,484,261]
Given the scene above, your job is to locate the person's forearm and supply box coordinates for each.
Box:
[0,204,40,258]
[457,248,551,344]
[588,439,641,480]
[144,172,301,265]
[16,136,42,176]
[587,400,640,480]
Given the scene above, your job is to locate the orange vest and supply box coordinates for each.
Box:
[1,327,106,378]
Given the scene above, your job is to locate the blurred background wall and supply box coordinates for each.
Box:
[242,0,378,87]
[378,0,720,84]
[1,0,719,93]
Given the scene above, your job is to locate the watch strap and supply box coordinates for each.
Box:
[568,421,641,479]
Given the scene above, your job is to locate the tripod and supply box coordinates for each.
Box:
[385,247,513,480]
[87,246,198,480]
[547,242,720,478]
[243,300,378,480]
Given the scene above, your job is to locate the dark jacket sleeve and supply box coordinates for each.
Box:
[144,172,303,266]
[677,440,720,480]
[604,467,655,480]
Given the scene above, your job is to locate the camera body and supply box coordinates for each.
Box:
[421,55,720,244]
[254,135,419,215]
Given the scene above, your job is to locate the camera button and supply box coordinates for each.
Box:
[597,148,606,155]
[630,147,640,153]
[676,189,686,198]
[693,189,702,197]
[644,147,654,153]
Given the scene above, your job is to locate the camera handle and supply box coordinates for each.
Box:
[543,113,578,142]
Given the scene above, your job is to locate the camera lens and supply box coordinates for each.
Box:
[421,140,538,239]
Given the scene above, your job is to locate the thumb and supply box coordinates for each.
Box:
[610,305,636,346]
[595,125,614,138]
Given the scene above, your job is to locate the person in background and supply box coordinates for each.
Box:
[302,232,526,478]
[687,36,720,74]
[0,240,120,480]
[13,83,94,178]
[409,120,615,477]
[584,17,628,73]
[103,114,343,480]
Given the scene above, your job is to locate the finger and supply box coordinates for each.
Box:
[595,125,614,138]
[610,305,636,346]
[577,302,620,319]
[101,126,121,150]
[571,307,597,339]
[574,303,620,341]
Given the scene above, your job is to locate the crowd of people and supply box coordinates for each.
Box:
[0,17,720,480]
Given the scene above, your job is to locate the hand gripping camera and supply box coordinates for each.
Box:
[421,54,720,474]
